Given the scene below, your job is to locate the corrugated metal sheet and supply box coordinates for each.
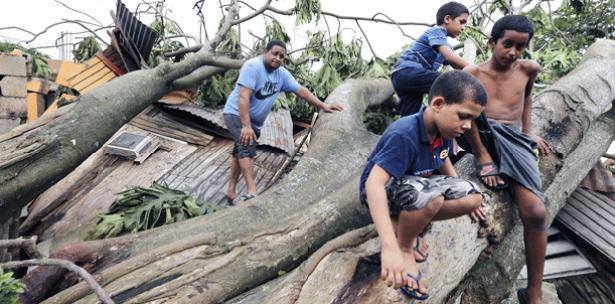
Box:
[549,273,615,304]
[163,103,295,155]
[115,0,157,62]
[557,187,615,262]
[158,138,288,207]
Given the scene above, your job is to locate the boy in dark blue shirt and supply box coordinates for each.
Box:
[360,71,487,300]
[391,1,472,117]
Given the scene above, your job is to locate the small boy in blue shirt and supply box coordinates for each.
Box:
[391,1,472,117]
[360,71,487,300]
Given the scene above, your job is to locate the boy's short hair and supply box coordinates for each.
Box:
[490,15,534,42]
[265,40,287,51]
[436,2,470,25]
[429,71,487,106]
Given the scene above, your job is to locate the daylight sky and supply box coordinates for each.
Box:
[0,0,512,60]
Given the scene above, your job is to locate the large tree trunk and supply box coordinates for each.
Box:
[229,39,615,304]
[27,40,615,304]
[25,79,393,303]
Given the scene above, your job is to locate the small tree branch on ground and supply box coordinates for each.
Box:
[1,259,114,304]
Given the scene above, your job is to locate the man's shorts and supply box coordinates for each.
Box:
[361,175,481,217]
[224,114,261,158]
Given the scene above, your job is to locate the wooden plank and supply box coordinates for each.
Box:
[26,93,46,122]
[26,79,50,94]
[37,124,197,241]
[575,188,615,218]
[41,100,58,117]
[66,59,105,86]
[0,55,26,76]
[0,96,27,118]
[546,240,576,257]
[548,226,560,237]
[0,76,26,97]
[543,255,595,279]
[567,196,615,234]
[557,210,615,258]
[73,68,115,93]
[55,61,86,87]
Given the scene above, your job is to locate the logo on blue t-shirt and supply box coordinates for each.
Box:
[255,81,278,100]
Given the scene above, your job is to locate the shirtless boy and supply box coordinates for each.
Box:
[464,15,550,304]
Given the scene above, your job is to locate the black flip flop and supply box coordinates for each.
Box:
[517,288,528,304]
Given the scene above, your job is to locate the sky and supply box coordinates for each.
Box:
[0,0,480,60]
[0,0,560,61]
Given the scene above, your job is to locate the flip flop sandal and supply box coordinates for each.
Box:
[240,194,256,201]
[414,236,428,263]
[477,162,509,190]
[517,288,528,304]
[400,271,429,301]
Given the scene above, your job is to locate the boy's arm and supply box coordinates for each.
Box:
[294,87,344,113]
[521,61,551,155]
[365,165,408,289]
[439,158,458,177]
[438,46,470,69]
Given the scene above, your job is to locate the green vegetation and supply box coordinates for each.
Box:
[85,182,218,240]
[0,269,25,304]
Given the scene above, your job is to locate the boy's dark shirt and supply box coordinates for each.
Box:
[359,107,453,196]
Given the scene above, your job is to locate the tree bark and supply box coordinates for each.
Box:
[25,79,392,303]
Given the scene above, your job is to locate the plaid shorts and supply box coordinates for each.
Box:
[361,175,480,216]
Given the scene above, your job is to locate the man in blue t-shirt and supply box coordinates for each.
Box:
[391,1,472,117]
[360,71,486,300]
[223,40,343,202]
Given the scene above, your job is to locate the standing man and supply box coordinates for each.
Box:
[223,40,343,202]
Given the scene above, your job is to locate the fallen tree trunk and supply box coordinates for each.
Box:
[18,37,615,303]
[25,79,393,303]
[228,39,615,304]
[0,7,241,224]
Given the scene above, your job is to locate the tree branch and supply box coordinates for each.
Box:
[355,20,377,58]
[53,0,103,26]
[1,259,114,304]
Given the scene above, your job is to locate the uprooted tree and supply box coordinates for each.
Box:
[0,0,614,303]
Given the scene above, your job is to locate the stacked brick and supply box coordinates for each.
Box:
[0,54,27,133]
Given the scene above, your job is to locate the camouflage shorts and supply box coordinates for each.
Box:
[361,175,481,216]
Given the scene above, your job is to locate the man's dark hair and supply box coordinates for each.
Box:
[436,2,469,25]
[265,40,286,51]
[490,15,534,43]
[429,70,487,106]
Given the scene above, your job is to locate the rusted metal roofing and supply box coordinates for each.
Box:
[114,0,157,66]
[162,103,295,155]
[158,138,288,207]
[556,187,615,263]
[20,105,290,243]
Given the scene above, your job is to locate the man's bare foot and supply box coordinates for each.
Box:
[400,249,428,296]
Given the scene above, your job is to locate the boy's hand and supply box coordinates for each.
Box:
[469,199,487,222]
[380,244,408,289]
[529,133,551,156]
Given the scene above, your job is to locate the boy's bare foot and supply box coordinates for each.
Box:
[400,248,428,297]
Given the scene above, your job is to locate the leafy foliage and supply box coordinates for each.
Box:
[295,0,321,25]
[197,69,239,108]
[0,41,50,77]
[526,0,614,85]
[148,19,186,67]
[72,37,101,63]
[0,269,25,304]
[85,182,218,240]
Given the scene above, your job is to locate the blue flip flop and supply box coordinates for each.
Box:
[414,237,428,263]
[400,271,429,301]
